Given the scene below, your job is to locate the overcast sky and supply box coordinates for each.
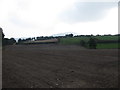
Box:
[0,0,119,38]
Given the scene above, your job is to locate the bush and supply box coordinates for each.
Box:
[88,38,97,49]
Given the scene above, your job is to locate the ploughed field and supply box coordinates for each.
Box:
[2,44,118,88]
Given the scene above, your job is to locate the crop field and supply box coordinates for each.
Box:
[60,37,89,45]
[59,36,120,49]
[2,44,118,88]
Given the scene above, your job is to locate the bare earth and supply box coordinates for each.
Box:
[2,44,118,88]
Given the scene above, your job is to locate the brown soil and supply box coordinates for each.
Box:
[2,44,118,88]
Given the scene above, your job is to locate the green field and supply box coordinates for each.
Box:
[95,35,119,40]
[59,36,120,49]
[97,43,120,49]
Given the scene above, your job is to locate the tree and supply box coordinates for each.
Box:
[0,28,5,46]
[18,38,22,44]
[88,38,97,49]
[3,38,16,45]
[65,34,73,37]
[0,28,16,45]
[0,28,4,39]
[9,38,16,44]
[2,30,5,40]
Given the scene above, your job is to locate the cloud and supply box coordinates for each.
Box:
[0,0,118,38]
[55,7,118,35]
[0,0,78,29]
[0,0,77,37]
[59,2,117,23]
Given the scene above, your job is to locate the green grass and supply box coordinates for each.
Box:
[94,36,119,40]
[59,36,120,49]
[59,36,120,45]
[96,43,120,49]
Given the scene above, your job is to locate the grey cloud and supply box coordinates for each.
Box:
[59,2,117,23]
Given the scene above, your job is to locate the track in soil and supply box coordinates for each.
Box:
[2,44,118,88]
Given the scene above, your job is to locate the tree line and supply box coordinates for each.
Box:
[1,27,119,49]
[17,33,74,44]
[1,28,16,46]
